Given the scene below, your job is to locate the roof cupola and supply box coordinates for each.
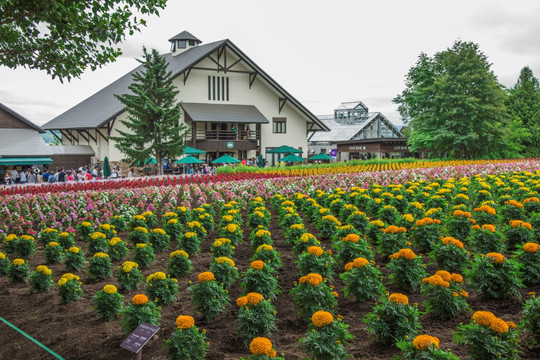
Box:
[168,31,202,56]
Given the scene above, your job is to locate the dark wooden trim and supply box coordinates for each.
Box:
[60,130,73,143]
[67,130,79,145]
[84,129,96,143]
[108,117,117,136]
[279,98,287,113]
[50,131,62,143]
[183,68,191,85]
[225,59,242,71]
[192,66,251,74]
[249,72,258,89]
[96,128,109,143]
[77,129,89,143]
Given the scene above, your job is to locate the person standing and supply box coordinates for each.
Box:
[57,169,66,182]
[10,168,19,183]
[27,170,37,184]
[4,173,11,185]
[19,169,27,184]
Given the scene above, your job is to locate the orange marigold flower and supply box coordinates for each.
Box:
[175,315,195,329]
[246,292,264,305]
[343,234,359,243]
[472,311,496,327]
[388,293,409,305]
[482,224,496,233]
[490,317,509,333]
[299,276,307,284]
[198,271,216,282]
[506,321,517,329]
[450,273,463,283]
[306,273,323,286]
[460,290,469,298]
[236,296,248,307]
[249,337,273,355]
[312,310,334,327]
[398,227,407,233]
[510,220,522,228]
[416,220,425,227]
[523,243,539,253]
[486,252,505,264]
[251,260,265,270]
[398,248,416,260]
[307,246,324,256]
[353,257,369,268]
[384,225,399,234]
[413,334,440,350]
[132,294,148,305]
[344,262,354,271]
[435,270,451,282]
[523,222,532,230]
[472,225,480,230]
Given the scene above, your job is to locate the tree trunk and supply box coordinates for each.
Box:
[156,156,163,176]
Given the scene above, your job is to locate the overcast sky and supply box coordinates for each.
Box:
[1,0,540,127]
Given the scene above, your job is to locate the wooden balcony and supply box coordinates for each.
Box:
[186,129,260,152]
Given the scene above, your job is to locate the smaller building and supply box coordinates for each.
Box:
[308,101,412,160]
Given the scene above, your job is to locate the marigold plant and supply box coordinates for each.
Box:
[210,256,238,289]
[7,258,30,282]
[116,261,143,292]
[397,334,459,360]
[300,310,353,360]
[376,226,408,260]
[333,234,374,264]
[341,257,385,302]
[128,226,149,245]
[133,243,156,268]
[420,271,469,320]
[467,224,505,254]
[242,261,280,300]
[503,220,533,249]
[188,271,230,320]
[165,315,209,360]
[521,293,540,346]
[236,292,277,345]
[296,246,335,280]
[429,237,469,272]
[92,284,124,321]
[177,231,203,256]
[251,244,283,273]
[107,237,129,261]
[466,253,523,299]
[167,250,192,278]
[291,273,338,321]
[363,293,421,346]
[387,248,427,290]
[29,265,53,292]
[14,234,36,258]
[0,252,9,276]
[146,271,179,306]
[515,242,540,284]
[88,252,112,280]
[121,294,161,334]
[64,246,86,272]
[411,217,442,252]
[148,228,170,252]
[57,273,83,304]
[454,310,520,360]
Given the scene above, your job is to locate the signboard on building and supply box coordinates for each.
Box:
[226,142,235,149]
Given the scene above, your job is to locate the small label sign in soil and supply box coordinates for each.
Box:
[121,323,159,356]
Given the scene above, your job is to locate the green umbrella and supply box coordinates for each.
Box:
[174,155,204,164]
[257,153,265,167]
[103,156,111,177]
[182,146,206,155]
[279,154,304,162]
[309,153,335,160]
[267,145,302,154]
[211,154,241,163]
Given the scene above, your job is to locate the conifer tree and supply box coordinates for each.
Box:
[110,47,188,175]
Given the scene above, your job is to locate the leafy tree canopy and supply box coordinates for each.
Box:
[0,0,167,82]
[394,40,507,159]
[109,47,188,175]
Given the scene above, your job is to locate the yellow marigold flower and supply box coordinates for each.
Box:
[398,248,416,260]
[59,232,69,237]
[133,215,146,221]
[344,262,354,271]
[167,219,178,225]
[523,243,539,253]
[472,311,496,327]
[225,224,237,233]
[148,272,166,282]
[213,240,223,247]
[136,243,147,249]
[80,221,92,227]
[123,261,138,268]
[103,284,117,294]
[249,337,273,355]
[486,252,505,264]
[490,317,509,333]
[353,257,369,268]
[255,229,271,237]
[246,292,264,305]
[68,247,80,253]
[177,206,187,212]
[36,265,48,273]
[188,221,201,228]
[198,271,215,282]
[176,315,195,330]
[62,273,80,281]
[152,228,166,235]
[222,215,234,222]
[0,252,5,260]
[306,273,323,286]
[109,238,121,246]
[132,294,148,305]
[300,233,316,242]
[388,293,409,305]
[123,264,133,273]
[134,226,148,233]
[164,212,177,217]
[237,296,248,307]
[216,257,235,267]
[20,235,34,241]
[142,211,153,217]
[57,278,68,286]
[307,246,324,256]
[48,241,59,247]
[312,310,334,327]
[256,244,274,252]
[413,335,440,350]
[93,252,109,258]
[251,260,265,270]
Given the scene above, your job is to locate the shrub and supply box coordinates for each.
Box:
[77,221,94,238]
[503,220,533,249]
[133,243,155,268]
[290,273,338,321]
[14,235,36,258]
[341,257,385,302]
[93,284,124,321]
[241,337,283,360]
[116,261,143,292]
[185,220,207,239]
[411,217,442,252]
[515,243,540,284]
[467,224,504,254]
[376,226,408,260]
[128,227,149,245]
[110,215,127,232]
[236,293,277,345]
[292,233,320,256]
[57,273,83,304]
[57,231,75,249]
[219,223,243,245]
[165,315,209,360]
[250,228,273,250]
[145,271,179,306]
[88,232,109,254]
[108,237,129,261]
[29,265,53,292]
[332,234,374,264]
[188,272,230,320]
[251,245,282,273]
[177,232,202,256]
[167,250,192,278]
[211,237,234,258]
[454,311,520,360]
[300,310,353,360]
[148,228,170,252]
[242,261,280,300]
[38,228,58,245]
[363,293,421,346]
[396,334,459,360]
[420,271,469,320]
[210,257,238,289]
[64,246,86,272]
[164,218,183,241]
[44,241,64,264]
[88,252,112,280]
[7,258,30,282]
[466,253,523,299]
[429,237,469,273]
[446,210,473,240]
[296,246,335,280]
[387,249,426,290]
[121,294,161,334]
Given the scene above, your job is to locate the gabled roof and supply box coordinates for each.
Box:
[0,129,52,156]
[336,101,368,112]
[0,102,45,133]
[182,103,269,123]
[168,31,201,43]
[310,113,379,142]
[43,36,329,132]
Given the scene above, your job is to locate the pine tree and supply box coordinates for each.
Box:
[110,47,188,175]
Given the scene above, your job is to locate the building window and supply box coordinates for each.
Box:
[188,40,195,46]
[208,76,229,101]
[321,148,326,154]
[273,118,286,133]
[177,40,186,49]
[170,42,176,52]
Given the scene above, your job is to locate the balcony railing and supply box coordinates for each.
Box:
[186,129,260,141]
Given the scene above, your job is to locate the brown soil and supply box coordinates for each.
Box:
[1,205,540,360]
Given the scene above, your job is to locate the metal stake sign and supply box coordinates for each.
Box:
[120,323,159,359]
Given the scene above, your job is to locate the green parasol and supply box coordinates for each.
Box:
[279,154,304,162]
[267,145,303,154]
[103,156,111,177]
[182,146,206,155]
[174,155,204,164]
[211,154,241,163]
[308,153,335,160]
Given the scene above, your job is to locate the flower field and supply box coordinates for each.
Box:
[1,160,540,359]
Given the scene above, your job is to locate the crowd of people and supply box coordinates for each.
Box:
[2,164,126,186]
